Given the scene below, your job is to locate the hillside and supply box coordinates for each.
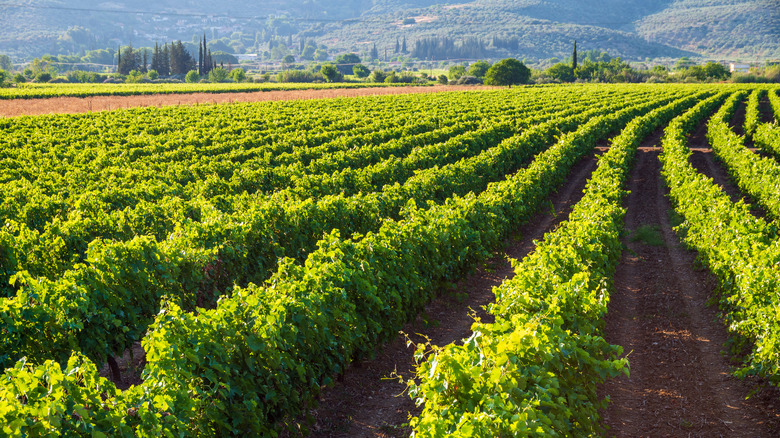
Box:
[0,0,777,63]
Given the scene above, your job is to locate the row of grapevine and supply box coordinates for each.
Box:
[0,87,687,436]
[660,90,780,391]
[754,87,780,156]
[406,92,708,436]
[743,88,765,138]
[707,89,780,220]
[0,81,423,100]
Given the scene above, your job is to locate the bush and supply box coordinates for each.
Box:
[449,65,466,80]
[277,70,319,83]
[230,68,246,82]
[320,64,341,82]
[147,70,159,80]
[437,74,448,85]
[454,75,482,85]
[125,70,145,83]
[13,73,26,83]
[34,72,52,83]
[352,64,370,79]
[370,69,387,83]
[208,67,230,83]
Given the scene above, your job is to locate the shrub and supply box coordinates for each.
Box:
[35,72,52,83]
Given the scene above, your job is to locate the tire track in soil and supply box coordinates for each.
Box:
[306,148,605,438]
[601,126,780,437]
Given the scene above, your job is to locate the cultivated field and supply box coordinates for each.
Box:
[0,84,779,437]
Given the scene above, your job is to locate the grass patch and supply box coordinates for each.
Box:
[629,224,664,246]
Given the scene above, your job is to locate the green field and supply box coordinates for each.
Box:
[0,81,428,100]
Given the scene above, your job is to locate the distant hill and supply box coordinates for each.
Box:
[0,0,777,63]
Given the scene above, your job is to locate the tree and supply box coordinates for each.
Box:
[320,63,341,82]
[208,67,229,82]
[545,63,575,82]
[314,49,329,61]
[117,45,138,75]
[448,65,466,80]
[370,44,379,61]
[147,69,159,80]
[370,69,387,83]
[402,36,407,53]
[335,53,361,74]
[484,58,530,86]
[352,64,370,78]
[572,40,578,71]
[467,60,490,78]
[703,61,730,80]
[0,70,7,87]
[0,54,12,71]
[230,67,247,82]
[282,54,296,67]
[185,70,200,83]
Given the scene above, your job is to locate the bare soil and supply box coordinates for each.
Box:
[600,120,780,436]
[0,85,483,118]
[307,150,605,437]
[759,97,776,124]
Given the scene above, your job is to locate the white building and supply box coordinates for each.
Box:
[729,63,750,73]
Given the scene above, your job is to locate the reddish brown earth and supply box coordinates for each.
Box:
[0,85,483,118]
[306,150,605,437]
[600,120,780,437]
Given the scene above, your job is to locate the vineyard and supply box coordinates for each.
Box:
[0,82,424,100]
[0,83,779,436]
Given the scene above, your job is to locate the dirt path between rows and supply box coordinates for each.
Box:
[600,121,780,436]
[306,149,605,437]
[0,85,484,118]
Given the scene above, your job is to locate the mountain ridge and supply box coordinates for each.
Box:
[0,0,777,63]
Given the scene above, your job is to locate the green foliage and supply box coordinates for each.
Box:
[184,70,199,83]
[147,69,159,80]
[0,54,12,71]
[484,58,530,86]
[34,72,52,83]
[0,84,761,436]
[230,67,247,82]
[352,64,370,78]
[207,67,229,83]
[658,88,780,388]
[546,63,576,82]
[466,60,490,78]
[448,65,466,80]
[335,53,361,75]
[320,63,341,82]
[369,69,387,83]
[125,70,146,83]
[277,69,318,82]
[437,74,448,85]
[408,86,706,437]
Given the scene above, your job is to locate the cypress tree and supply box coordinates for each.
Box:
[198,43,203,75]
[395,37,400,54]
[572,40,578,71]
[402,36,407,53]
